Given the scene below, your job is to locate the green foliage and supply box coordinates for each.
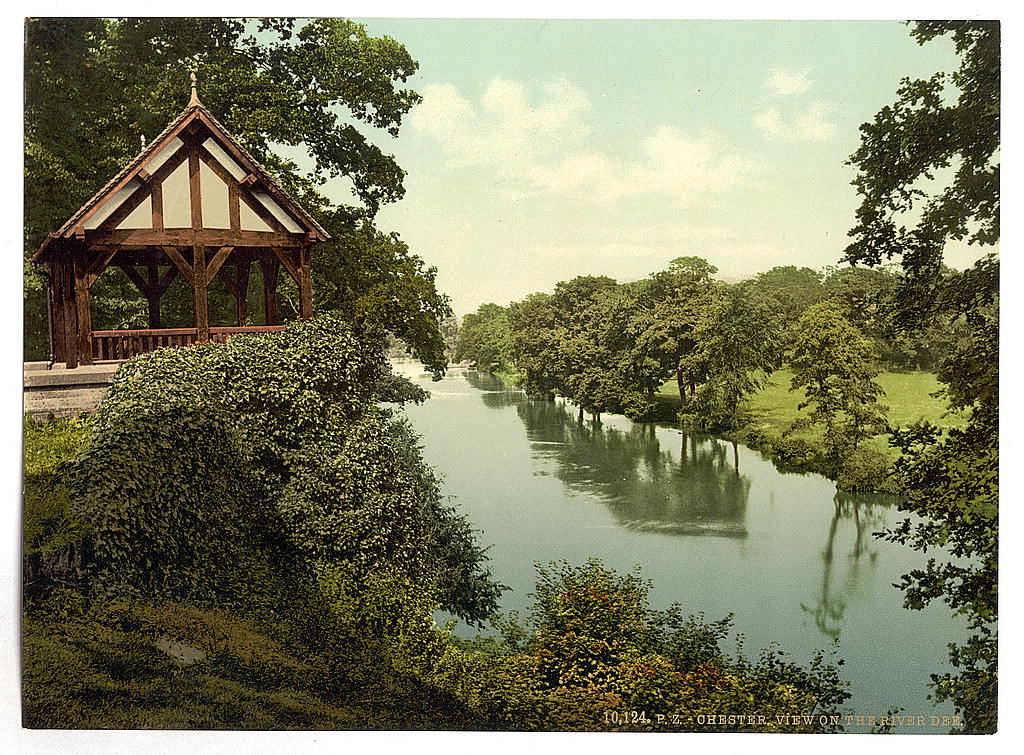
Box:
[788,301,889,474]
[677,284,781,430]
[313,225,454,378]
[455,303,514,372]
[319,559,850,732]
[23,417,93,597]
[748,265,825,341]
[24,18,451,370]
[881,312,997,733]
[67,315,500,623]
[845,20,999,731]
[22,590,482,730]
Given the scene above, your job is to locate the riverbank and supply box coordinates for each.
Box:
[478,366,956,493]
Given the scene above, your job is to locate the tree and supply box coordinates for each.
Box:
[844,21,998,732]
[680,283,781,431]
[748,266,826,341]
[635,257,719,403]
[508,293,564,398]
[455,303,513,373]
[787,301,888,473]
[313,225,453,377]
[25,18,451,372]
[823,264,968,371]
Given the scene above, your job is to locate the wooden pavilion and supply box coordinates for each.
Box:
[32,75,329,368]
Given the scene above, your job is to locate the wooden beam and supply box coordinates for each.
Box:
[236,262,251,326]
[228,184,240,230]
[146,264,162,329]
[298,245,313,321]
[217,268,240,298]
[61,262,79,368]
[151,179,164,230]
[49,261,69,363]
[206,245,234,282]
[84,245,122,286]
[189,151,203,229]
[271,246,301,285]
[118,264,149,295]
[94,228,307,248]
[162,246,195,285]
[156,266,178,296]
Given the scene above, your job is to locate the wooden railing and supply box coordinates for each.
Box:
[91,325,286,361]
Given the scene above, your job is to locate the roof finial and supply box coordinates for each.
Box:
[189,70,201,106]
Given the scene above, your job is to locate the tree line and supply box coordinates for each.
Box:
[456,261,964,476]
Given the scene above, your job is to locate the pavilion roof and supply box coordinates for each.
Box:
[34,84,330,262]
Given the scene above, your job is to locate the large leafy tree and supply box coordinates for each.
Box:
[747,265,826,344]
[844,21,998,732]
[680,283,781,431]
[25,18,452,373]
[634,257,719,403]
[455,303,514,373]
[787,300,888,472]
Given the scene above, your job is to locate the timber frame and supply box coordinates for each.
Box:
[32,78,328,368]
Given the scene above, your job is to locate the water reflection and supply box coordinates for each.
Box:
[464,370,524,408]
[801,492,893,640]
[514,396,750,538]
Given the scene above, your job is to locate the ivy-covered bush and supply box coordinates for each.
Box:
[66,314,501,623]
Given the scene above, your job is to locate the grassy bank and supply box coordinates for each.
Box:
[656,368,961,490]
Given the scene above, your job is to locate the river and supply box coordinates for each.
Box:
[399,365,966,731]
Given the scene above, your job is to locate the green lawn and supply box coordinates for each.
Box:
[657,368,964,462]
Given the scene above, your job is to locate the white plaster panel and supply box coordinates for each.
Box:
[84,179,142,229]
[199,161,231,229]
[162,161,192,228]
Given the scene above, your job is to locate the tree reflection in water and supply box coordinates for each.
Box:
[510,393,751,538]
[801,492,893,640]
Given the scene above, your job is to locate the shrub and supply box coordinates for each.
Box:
[837,446,894,492]
[67,314,501,623]
[770,437,821,471]
[333,559,851,732]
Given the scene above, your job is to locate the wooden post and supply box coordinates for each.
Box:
[146,264,162,328]
[236,262,250,326]
[58,262,79,369]
[74,264,94,365]
[193,244,209,341]
[260,256,279,326]
[48,262,66,363]
[298,245,313,321]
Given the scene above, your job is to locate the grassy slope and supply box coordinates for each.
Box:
[657,368,963,461]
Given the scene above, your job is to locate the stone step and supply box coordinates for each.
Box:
[23,386,109,418]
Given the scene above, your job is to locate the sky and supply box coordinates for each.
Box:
[297,19,982,317]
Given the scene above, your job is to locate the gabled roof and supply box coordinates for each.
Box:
[34,92,330,262]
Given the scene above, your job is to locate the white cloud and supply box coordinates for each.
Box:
[410,77,763,207]
[753,102,838,143]
[765,67,813,96]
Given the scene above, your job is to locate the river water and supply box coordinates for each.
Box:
[399,366,966,731]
